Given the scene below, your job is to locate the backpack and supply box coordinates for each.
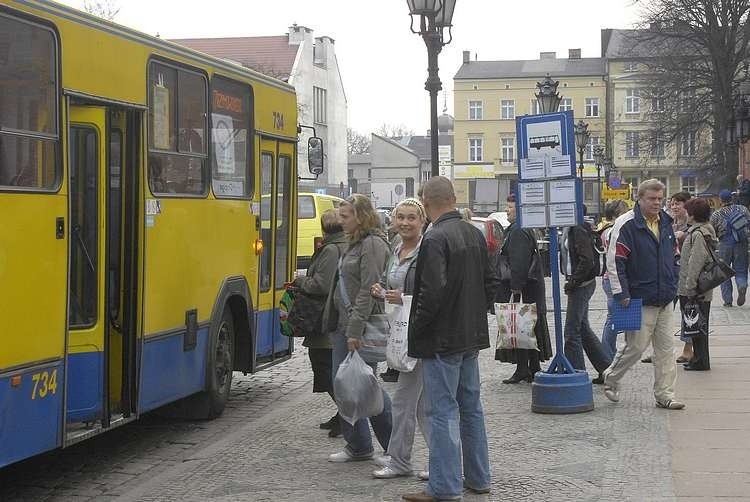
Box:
[725,206,750,244]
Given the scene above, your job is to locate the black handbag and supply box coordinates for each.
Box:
[287,289,326,337]
[696,233,735,294]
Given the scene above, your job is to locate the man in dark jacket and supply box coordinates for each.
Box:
[737,174,750,208]
[561,210,612,382]
[402,176,498,502]
[602,179,685,410]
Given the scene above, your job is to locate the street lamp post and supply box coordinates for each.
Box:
[573,120,590,179]
[535,73,562,114]
[407,0,456,177]
[593,144,605,216]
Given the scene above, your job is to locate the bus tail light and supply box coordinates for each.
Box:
[314,236,323,249]
[10,375,21,387]
[254,239,264,255]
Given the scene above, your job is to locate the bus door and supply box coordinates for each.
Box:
[66,105,139,437]
[255,138,295,363]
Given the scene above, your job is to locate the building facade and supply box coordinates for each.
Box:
[454,50,607,215]
[172,24,348,193]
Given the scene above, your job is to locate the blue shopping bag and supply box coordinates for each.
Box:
[610,298,642,332]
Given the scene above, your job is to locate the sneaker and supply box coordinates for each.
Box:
[328,450,373,463]
[373,455,391,467]
[373,465,411,479]
[416,470,429,481]
[604,386,620,402]
[656,399,685,410]
[739,287,747,306]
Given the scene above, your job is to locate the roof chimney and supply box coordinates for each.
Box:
[568,48,581,59]
[540,51,556,60]
[463,50,470,64]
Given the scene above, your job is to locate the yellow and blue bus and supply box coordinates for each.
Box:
[0,0,323,468]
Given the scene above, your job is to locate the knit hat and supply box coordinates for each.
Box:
[719,189,732,201]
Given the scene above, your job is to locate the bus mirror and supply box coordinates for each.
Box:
[308,137,324,176]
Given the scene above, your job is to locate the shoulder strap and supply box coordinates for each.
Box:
[698,231,718,262]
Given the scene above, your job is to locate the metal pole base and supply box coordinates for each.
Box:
[531,353,594,414]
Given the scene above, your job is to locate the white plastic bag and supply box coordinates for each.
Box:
[495,301,539,351]
[386,295,417,372]
[334,351,384,425]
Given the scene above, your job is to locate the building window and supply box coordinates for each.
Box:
[501,137,514,163]
[625,89,640,114]
[679,91,695,113]
[624,176,640,190]
[681,131,697,156]
[558,98,573,112]
[469,100,483,120]
[530,99,541,115]
[501,100,515,119]
[585,97,600,117]
[624,61,639,72]
[657,176,669,194]
[650,130,665,158]
[625,131,640,157]
[313,86,327,124]
[651,94,665,113]
[681,175,697,194]
[469,137,483,162]
[584,136,600,161]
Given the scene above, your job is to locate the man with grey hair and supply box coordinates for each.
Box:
[402,176,498,502]
[602,179,685,410]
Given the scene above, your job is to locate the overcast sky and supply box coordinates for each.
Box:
[61,0,640,135]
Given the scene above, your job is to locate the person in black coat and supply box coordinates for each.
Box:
[494,194,553,383]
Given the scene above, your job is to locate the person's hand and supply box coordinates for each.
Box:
[620,297,631,308]
[385,289,403,304]
[675,230,686,241]
[564,280,576,295]
[347,337,363,351]
[370,283,386,299]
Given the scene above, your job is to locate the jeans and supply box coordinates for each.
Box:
[564,280,612,374]
[422,351,491,500]
[718,240,748,304]
[601,277,619,359]
[332,329,392,457]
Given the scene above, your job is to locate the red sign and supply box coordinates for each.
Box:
[213,90,242,114]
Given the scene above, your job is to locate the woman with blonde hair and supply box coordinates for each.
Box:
[370,198,430,480]
[323,194,393,463]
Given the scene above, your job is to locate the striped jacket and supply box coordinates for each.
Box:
[606,203,679,307]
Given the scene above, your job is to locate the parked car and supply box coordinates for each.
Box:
[470,217,505,258]
[488,211,511,229]
[296,192,345,270]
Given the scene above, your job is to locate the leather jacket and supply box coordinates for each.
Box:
[408,211,500,358]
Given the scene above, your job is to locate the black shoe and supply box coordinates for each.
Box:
[328,421,341,438]
[319,414,338,430]
[380,369,399,382]
[739,287,747,306]
[724,302,733,307]
[683,363,710,371]
[502,373,530,384]
[641,356,653,363]
[591,374,605,385]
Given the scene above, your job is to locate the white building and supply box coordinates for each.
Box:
[172,24,348,192]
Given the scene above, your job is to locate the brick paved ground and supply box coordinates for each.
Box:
[1,281,747,501]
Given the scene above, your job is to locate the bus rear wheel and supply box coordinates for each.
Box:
[205,306,235,418]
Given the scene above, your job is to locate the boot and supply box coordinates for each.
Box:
[320,413,338,430]
[738,287,747,306]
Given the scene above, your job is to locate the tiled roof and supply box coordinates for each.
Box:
[455,57,605,80]
[170,36,299,81]
[602,28,690,59]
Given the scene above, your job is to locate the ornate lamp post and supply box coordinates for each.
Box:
[407,0,456,177]
[573,120,590,179]
[535,73,562,114]
[593,144,605,216]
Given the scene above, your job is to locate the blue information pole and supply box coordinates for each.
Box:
[515,110,594,414]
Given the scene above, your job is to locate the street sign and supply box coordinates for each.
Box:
[602,186,630,200]
[515,110,582,228]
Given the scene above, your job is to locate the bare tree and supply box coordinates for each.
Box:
[82,0,120,20]
[625,0,750,184]
[374,123,416,138]
[347,128,371,154]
